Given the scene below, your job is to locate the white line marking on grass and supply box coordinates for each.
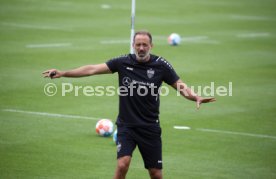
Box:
[2,109,99,121]
[100,40,129,44]
[174,126,191,130]
[182,36,220,44]
[173,125,276,140]
[1,22,73,31]
[197,128,276,140]
[183,36,208,41]
[236,32,270,38]
[26,43,72,48]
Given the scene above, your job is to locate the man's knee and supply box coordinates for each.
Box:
[148,168,162,179]
[117,156,131,172]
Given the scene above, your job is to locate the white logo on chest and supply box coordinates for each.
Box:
[126,67,133,71]
[122,77,132,86]
[147,68,155,79]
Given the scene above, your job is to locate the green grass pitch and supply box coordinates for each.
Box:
[0,0,276,178]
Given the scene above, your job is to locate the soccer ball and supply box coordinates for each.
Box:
[168,33,181,46]
[95,119,114,137]
[113,129,118,144]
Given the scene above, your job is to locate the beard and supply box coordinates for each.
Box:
[135,50,150,62]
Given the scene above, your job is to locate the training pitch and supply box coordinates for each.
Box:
[0,0,275,178]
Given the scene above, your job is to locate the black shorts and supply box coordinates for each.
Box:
[116,125,162,169]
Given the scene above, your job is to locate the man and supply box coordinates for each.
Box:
[43,31,215,179]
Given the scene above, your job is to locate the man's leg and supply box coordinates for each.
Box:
[135,126,163,179]
[114,125,136,179]
[148,168,162,179]
[113,156,132,179]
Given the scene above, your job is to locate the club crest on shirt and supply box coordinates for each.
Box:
[147,68,155,79]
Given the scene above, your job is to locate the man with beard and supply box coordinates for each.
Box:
[43,30,215,179]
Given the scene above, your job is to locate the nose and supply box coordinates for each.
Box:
[139,45,144,51]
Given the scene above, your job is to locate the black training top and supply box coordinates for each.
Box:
[106,54,179,127]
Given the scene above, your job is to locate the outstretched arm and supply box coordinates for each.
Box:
[171,79,216,109]
[42,63,111,79]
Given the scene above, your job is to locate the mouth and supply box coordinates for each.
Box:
[138,52,146,57]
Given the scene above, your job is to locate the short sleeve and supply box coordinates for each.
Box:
[106,56,122,73]
[162,63,180,85]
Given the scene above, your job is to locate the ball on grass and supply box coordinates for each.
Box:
[95,119,114,137]
[168,33,181,46]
